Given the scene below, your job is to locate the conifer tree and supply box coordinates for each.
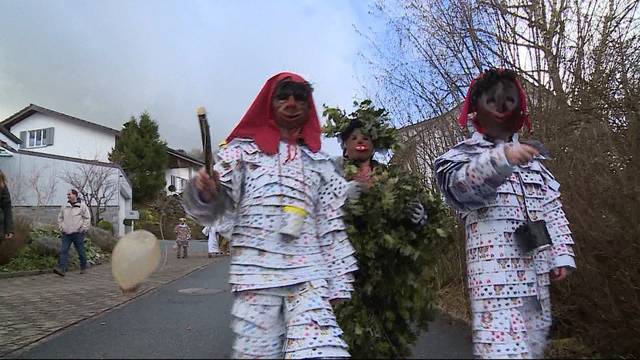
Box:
[109,112,168,203]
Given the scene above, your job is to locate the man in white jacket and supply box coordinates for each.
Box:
[54,189,91,276]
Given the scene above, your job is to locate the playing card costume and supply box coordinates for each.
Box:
[434,69,576,359]
[174,219,191,259]
[183,72,356,359]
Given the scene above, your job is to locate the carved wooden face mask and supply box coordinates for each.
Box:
[475,79,523,134]
[344,128,374,162]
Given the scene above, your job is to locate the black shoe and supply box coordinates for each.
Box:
[53,268,65,277]
[80,269,86,274]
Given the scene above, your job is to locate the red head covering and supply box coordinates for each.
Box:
[226,72,322,155]
[457,69,531,133]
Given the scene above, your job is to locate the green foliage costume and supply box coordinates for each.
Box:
[322,100,454,358]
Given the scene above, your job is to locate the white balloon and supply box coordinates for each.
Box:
[111,230,161,292]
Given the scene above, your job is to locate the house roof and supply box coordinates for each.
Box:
[0,125,21,144]
[167,147,204,167]
[3,104,203,169]
[1,104,120,135]
[398,105,461,135]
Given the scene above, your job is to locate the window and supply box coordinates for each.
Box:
[21,128,54,148]
[28,129,45,147]
[170,175,188,193]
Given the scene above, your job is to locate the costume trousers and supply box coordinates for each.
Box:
[230,280,350,359]
[207,233,219,254]
[473,296,551,359]
[176,245,188,258]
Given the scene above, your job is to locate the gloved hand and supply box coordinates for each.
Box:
[346,181,362,200]
[406,201,427,227]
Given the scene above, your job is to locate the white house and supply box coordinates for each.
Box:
[1,104,205,234]
[165,148,203,195]
[3,104,204,195]
[3,104,119,162]
[0,104,133,236]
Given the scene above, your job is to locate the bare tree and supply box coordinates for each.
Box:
[20,165,58,224]
[363,0,640,356]
[61,163,117,226]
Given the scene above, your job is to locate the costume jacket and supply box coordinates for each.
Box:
[435,132,576,349]
[184,138,357,301]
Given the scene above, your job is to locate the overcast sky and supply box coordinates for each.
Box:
[0,0,380,156]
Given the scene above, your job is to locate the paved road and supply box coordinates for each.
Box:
[159,239,209,252]
[15,256,473,359]
[0,242,215,358]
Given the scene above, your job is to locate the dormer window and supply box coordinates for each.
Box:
[20,128,54,149]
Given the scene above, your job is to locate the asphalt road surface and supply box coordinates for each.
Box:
[16,256,473,359]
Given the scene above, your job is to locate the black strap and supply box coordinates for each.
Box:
[510,171,531,223]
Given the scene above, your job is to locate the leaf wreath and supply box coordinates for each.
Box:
[322,99,400,152]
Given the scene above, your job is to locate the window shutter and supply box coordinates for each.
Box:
[19,131,26,149]
[45,127,55,145]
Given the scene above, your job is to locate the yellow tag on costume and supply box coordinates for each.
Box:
[283,205,307,217]
[280,205,308,238]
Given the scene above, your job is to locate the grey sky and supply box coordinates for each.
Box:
[0,0,378,155]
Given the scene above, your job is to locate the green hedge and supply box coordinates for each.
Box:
[97,220,114,234]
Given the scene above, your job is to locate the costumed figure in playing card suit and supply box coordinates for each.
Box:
[434,68,577,359]
[183,72,357,359]
[322,100,453,358]
[174,217,191,259]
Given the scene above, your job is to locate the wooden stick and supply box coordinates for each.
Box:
[197,106,213,176]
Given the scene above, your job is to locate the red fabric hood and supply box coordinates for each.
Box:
[226,72,321,155]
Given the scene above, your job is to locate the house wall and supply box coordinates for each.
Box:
[165,167,195,194]
[10,113,116,162]
[0,151,132,236]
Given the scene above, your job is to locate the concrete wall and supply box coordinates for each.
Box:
[0,151,132,236]
[10,112,116,162]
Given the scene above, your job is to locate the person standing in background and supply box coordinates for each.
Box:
[174,217,191,259]
[0,170,14,245]
[54,189,91,276]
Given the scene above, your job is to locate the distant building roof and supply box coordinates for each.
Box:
[167,147,204,168]
[1,104,120,135]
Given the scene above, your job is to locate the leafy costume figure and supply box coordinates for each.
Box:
[322,100,453,358]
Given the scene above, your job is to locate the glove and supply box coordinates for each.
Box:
[406,201,427,227]
[346,181,362,200]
